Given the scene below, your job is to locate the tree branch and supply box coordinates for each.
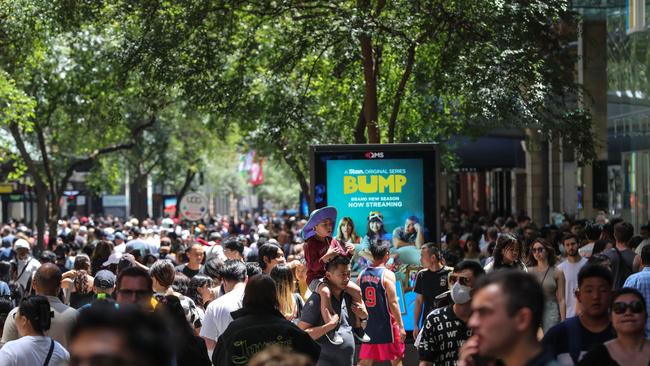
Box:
[388,44,416,143]
[57,115,157,199]
[34,123,57,198]
[359,33,380,143]
[7,123,45,188]
[354,101,366,143]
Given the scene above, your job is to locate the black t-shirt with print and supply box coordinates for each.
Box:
[417,305,471,366]
[414,267,451,318]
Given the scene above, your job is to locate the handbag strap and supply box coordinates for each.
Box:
[16,258,32,281]
[43,338,55,366]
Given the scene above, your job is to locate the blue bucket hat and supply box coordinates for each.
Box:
[302,206,337,240]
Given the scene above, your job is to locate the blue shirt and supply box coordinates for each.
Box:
[623,266,650,335]
[0,281,9,297]
[0,247,13,261]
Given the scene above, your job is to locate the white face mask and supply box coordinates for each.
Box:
[450,282,472,304]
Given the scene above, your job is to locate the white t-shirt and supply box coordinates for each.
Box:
[558,257,588,318]
[199,285,245,342]
[0,336,69,366]
[113,243,126,254]
[12,258,41,290]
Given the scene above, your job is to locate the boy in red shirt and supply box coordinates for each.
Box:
[302,206,370,344]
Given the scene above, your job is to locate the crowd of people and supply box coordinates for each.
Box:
[0,208,647,365]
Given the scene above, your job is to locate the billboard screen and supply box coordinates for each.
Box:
[311,144,439,243]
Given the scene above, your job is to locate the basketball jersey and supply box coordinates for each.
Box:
[359,266,394,344]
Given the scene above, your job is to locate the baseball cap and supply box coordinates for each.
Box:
[14,238,30,250]
[114,232,126,241]
[94,270,116,289]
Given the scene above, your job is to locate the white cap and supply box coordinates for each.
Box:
[14,238,30,250]
[79,226,88,233]
[102,252,122,267]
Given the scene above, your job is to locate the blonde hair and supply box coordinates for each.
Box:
[270,265,296,318]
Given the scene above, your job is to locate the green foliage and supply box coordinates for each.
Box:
[117,0,596,174]
[0,70,35,130]
[0,0,601,219]
[257,160,300,209]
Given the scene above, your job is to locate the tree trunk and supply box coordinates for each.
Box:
[388,44,416,143]
[47,194,60,251]
[34,183,48,254]
[174,169,196,218]
[354,103,367,143]
[130,174,148,219]
[359,34,380,143]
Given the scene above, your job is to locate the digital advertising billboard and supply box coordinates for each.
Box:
[310,144,439,242]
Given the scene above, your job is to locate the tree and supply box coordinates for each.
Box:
[0,2,161,249]
[115,0,596,204]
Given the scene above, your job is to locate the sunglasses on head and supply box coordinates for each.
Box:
[449,274,470,286]
[612,300,644,315]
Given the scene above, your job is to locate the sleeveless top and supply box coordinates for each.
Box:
[358,266,393,344]
[531,266,558,301]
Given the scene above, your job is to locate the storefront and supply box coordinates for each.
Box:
[605,1,650,229]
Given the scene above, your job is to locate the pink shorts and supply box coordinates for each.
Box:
[358,319,405,361]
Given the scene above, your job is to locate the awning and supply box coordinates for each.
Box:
[449,136,526,170]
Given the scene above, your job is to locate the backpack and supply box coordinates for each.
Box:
[9,259,33,306]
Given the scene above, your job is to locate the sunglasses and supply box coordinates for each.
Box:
[449,274,470,286]
[612,301,645,315]
[531,247,545,254]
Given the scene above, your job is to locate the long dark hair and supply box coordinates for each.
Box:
[242,274,278,311]
[493,234,524,269]
[365,220,386,240]
[187,275,213,309]
[91,241,114,275]
[19,295,52,333]
[526,238,557,267]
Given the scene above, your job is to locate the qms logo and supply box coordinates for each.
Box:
[364,152,384,159]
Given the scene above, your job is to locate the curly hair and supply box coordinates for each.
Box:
[73,255,91,294]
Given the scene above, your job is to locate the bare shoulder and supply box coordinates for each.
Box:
[383,269,396,282]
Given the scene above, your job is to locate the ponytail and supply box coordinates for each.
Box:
[19,295,52,333]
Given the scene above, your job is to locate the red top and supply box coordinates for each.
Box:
[304,236,350,284]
